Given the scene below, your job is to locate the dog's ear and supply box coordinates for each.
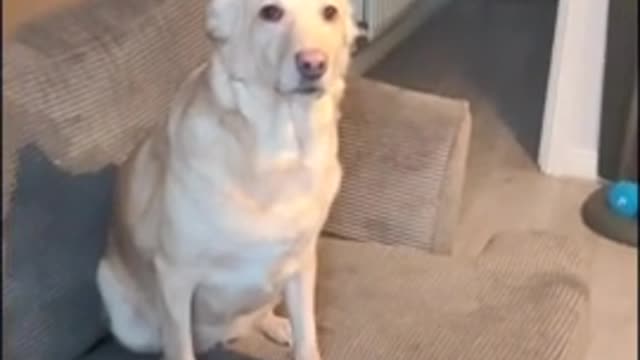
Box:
[341,2,359,46]
[206,0,240,42]
[346,19,359,46]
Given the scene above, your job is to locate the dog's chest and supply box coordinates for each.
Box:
[174,190,312,322]
[166,158,336,261]
[164,122,339,316]
[194,239,298,317]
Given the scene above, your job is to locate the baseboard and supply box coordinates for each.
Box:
[350,0,451,75]
[541,147,599,180]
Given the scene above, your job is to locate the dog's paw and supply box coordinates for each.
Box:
[258,313,293,347]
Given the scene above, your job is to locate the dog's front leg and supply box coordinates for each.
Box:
[284,245,322,360]
[154,257,197,360]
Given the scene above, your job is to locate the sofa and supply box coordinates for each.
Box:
[2,0,591,359]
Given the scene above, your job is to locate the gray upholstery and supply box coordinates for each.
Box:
[3,146,113,360]
[2,2,211,357]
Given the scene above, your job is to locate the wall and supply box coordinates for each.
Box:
[539,0,610,180]
[598,0,638,180]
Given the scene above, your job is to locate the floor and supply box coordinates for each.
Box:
[367,1,637,359]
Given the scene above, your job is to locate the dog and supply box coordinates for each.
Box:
[95,1,357,360]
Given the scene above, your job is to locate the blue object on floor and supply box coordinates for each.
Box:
[607,181,639,218]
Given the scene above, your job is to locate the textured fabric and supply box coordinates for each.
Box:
[2,0,209,358]
[3,146,115,360]
[2,101,21,220]
[326,79,471,253]
[80,231,590,360]
[2,0,210,222]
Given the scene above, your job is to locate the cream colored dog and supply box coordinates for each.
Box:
[96,1,356,360]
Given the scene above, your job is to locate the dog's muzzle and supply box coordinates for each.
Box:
[295,49,328,81]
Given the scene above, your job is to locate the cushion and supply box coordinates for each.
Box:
[3,0,209,356]
[2,0,210,223]
[3,146,115,360]
[81,231,590,360]
[325,79,471,253]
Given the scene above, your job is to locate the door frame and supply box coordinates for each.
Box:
[538,0,610,180]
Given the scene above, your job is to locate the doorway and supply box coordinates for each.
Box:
[366,0,558,187]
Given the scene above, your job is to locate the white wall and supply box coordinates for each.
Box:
[539,0,610,180]
[351,0,365,25]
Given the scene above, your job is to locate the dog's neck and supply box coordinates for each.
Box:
[207,55,338,171]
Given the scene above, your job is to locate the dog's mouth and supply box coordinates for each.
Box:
[276,78,327,97]
[292,84,324,96]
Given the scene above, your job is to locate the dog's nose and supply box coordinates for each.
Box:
[295,49,328,81]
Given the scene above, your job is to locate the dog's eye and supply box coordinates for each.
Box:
[322,5,339,21]
[260,4,285,22]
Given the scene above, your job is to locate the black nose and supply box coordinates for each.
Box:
[295,49,328,80]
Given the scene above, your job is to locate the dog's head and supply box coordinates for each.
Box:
[207,0,357,96]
